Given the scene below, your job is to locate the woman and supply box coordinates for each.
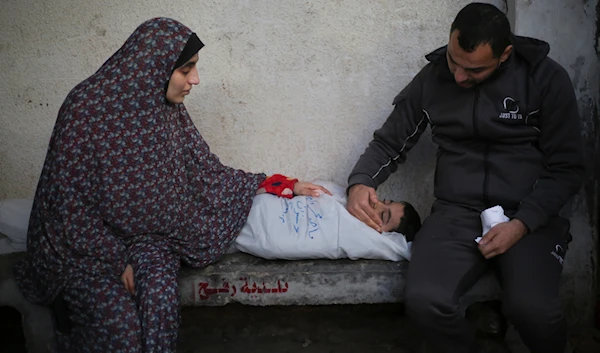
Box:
[14,17,327,352]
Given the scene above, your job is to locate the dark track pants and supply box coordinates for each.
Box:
[405,201,570,353]
[54,240,181,353]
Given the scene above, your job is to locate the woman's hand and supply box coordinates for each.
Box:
[293,181,333,197]
[121,264,135,296]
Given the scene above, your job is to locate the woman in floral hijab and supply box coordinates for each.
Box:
[14,17,326,352]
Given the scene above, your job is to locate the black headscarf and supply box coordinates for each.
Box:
[173,33,204,70]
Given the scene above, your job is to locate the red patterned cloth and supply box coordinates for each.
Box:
[258,174,298,199]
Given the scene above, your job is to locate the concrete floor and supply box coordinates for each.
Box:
[2,304,600,352]
[176,304,600,353]
[178,304,414,353]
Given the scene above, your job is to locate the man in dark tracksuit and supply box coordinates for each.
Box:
[346,3,584,353]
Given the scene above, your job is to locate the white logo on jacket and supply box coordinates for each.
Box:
[551,244,565,265]
[499,97,524,120]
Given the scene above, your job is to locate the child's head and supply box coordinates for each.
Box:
[373,200,422,241]
[394,201,421,242]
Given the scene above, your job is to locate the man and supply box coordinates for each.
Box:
[346,3,584,353]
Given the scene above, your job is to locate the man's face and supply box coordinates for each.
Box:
[373,200,405,233]
[166,53,200,104]
[446,30,509,89]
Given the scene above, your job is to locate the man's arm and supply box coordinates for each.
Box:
[347,70,429,231]
[480,61,585,258]
[348,72,429,190]
[513,62,585,233]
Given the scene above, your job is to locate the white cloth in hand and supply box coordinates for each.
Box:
[475,205,510,244]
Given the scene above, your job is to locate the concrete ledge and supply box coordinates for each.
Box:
[180,253,410,306]
[1,251,501,352]
[179,252,501,308]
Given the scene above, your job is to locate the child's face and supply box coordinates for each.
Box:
[373,200,405,233]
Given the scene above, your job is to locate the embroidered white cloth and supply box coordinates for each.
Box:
[234,192,411,261]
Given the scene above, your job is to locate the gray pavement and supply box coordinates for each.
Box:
[178,304,413,353]
[177,304,600,353]
[2,303,600,352]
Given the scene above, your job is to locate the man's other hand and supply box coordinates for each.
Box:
[478,219,528,259]
[347,184,382,232]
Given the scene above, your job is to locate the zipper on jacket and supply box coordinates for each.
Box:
[483,142,490,207]
[472,87,490,207]
[472,87,480,137]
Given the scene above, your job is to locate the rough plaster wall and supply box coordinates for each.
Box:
[0,0,503,220]
[514,0,600,329]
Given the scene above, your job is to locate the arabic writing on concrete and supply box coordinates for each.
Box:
[278,196,323,238]
[198,277,290,300]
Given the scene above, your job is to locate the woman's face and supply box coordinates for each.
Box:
[166,53,200,104]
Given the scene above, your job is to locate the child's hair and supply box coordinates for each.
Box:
[394,201,422,242]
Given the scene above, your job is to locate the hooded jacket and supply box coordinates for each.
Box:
[348,35,584,232]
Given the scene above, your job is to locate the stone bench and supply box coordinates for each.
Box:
[1,251,501,353]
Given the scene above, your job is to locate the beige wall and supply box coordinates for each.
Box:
[0,0,504,218]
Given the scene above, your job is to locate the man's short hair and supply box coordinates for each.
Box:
[395,201,422,242]
[450,2,511,58]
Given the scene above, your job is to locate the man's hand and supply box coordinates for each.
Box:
[347,184,382,232]
[478,219,528,259]
[293,182,333,197]
[121,264,135,296]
